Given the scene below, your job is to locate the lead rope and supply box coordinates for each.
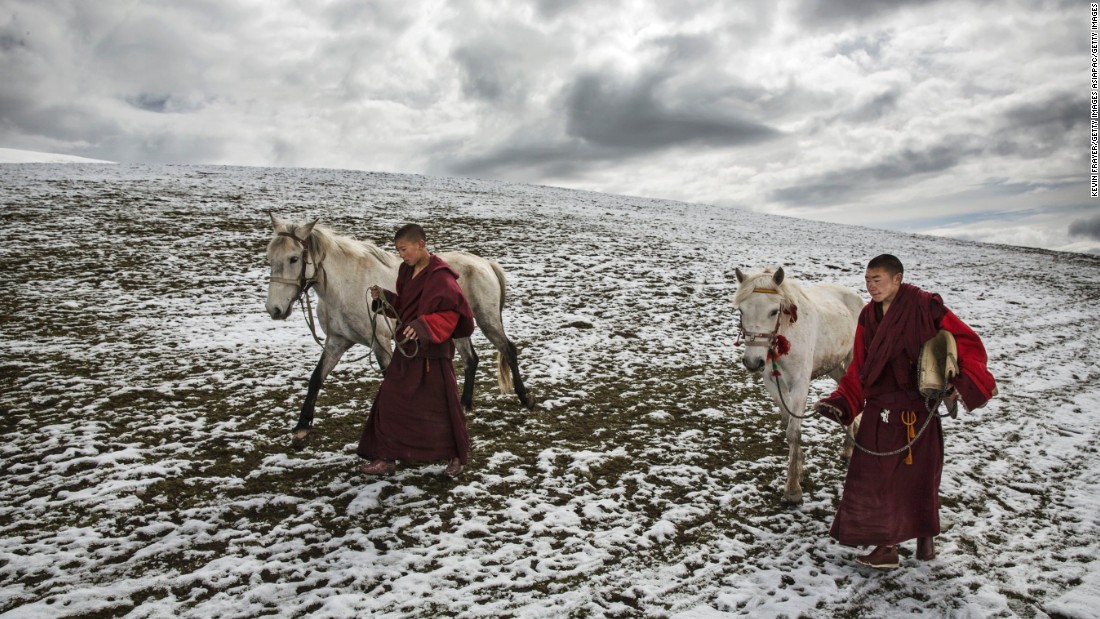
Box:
[292,285,409,372]
[367,291,419,360]
[832,394,949,460]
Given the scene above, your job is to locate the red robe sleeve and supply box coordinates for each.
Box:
[410,310,461,344]
[940,310,996,410]
[817,323,866,426]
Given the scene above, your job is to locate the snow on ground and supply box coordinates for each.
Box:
[0,148,116,164]
[1,163,1098,618]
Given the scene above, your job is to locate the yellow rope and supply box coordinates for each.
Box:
[901,410,917,465]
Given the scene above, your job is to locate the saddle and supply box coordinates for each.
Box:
[918,329,960,417]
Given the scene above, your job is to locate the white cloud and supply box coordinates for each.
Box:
[0,0,1088,253]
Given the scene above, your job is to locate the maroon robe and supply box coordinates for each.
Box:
[818,283,996,547]
[357,254,475,464]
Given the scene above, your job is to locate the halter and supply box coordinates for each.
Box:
[736,285,808,418]
[269,230,328,348]
[269,231,326,305]
[734,287,798,359]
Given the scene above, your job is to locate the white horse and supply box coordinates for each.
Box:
[265,215,535,447]
[733,266,863,504]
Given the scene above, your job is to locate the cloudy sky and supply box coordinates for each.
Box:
[2,0,1096,253]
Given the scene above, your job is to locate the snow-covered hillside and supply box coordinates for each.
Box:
[0,147,115,164]
[0,164,1097,618]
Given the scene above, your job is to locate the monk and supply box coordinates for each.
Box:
[814,254,996,569]
[357,224,475,478]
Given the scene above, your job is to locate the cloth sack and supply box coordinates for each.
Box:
[918,329,960,417]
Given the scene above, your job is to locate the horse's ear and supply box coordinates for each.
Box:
[735,268,746,284]
[270,213,286,230]
[773,267,785,286]
[300,218,319,238]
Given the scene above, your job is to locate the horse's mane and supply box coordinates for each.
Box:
[312,225,400,267]
[271,221,399,268]
[733,267,811,308]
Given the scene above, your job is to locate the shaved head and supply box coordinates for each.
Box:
[394,223,426,244]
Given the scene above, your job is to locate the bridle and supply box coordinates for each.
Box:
[734,287,797,358]
[735,286,810,419]
[269,230,328,347]
[269,231,326,306]
[268,230,413,368]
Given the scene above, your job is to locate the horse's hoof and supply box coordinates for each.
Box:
[290,429,310,449]
[781,495,803,506]
[522,393,537,410]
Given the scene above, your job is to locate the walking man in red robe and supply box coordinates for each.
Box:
[358,224,475,478]
[814,254,996,568]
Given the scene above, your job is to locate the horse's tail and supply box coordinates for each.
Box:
[490,259,506,314]
[490,260,514,395]
[497,350,513,395]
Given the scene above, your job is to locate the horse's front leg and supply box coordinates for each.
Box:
[778,372,812,505]
[292,336,353,448]
[783,414,805,505]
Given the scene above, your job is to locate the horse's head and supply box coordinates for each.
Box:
[733,266,790,373]
[266,214,319,320]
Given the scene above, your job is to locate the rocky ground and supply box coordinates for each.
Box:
[1,164,1098,618]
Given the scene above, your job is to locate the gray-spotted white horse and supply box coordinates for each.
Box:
[265,216,535,447]
[734,266,863,504]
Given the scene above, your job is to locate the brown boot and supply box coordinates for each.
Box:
[855,545,899,569]
[917,536,936,561]
[358,459,396,476]
[443,457,464,479]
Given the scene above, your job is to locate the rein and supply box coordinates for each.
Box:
[269,231,326,310]
[269,231,417,370]
[834,391,954,460]
[269,231,328,348]
[735,286,811,419]
[367,291,419,362]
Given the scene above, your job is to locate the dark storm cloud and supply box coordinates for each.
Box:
[564,72,778,150]
[447,140,602,179]
[648,33,715,64]
[451,32,546,106]
[533,0,588,19]
[772,139,978,204]
[843,90,900,122]
[991,92,1088,159]
[453,44,511,103]
[1069,214,1100,240]
[444,69,779,179]
[798,0,942,25]
[776,89,1087,207]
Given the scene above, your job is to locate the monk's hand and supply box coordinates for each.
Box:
[944,385,959,403]
[813,400,839,421]
[402,325,418,341]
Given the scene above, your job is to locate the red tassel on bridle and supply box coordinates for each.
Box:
[784,303,798,324]
[767,334,791,361]
[738,288,796,366]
